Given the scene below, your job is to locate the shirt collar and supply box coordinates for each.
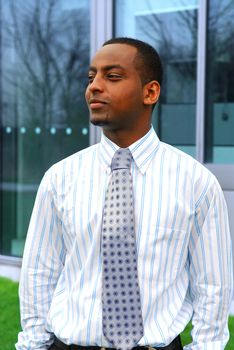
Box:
[99,126,160,175]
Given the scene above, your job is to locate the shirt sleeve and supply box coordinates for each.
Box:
[16,170,66,350]
[184,177,233,350]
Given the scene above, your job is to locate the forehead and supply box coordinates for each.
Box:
[90,44,138,70]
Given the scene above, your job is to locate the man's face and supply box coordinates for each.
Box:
[85,44,146,131]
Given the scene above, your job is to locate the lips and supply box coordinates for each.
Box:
[89,98,108,109]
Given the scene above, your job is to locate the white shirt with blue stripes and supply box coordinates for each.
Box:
[17,127,233,350]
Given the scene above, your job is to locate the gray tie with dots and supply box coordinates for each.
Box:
[102,148,144,350]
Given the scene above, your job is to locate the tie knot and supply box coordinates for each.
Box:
[111,148,132,171]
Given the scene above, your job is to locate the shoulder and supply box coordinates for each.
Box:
[49,143,98,172]
[159,141,221,201]
[40,143,99,191]
[160,141,209,175]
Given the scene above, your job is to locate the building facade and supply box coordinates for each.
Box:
[0,0,234,276]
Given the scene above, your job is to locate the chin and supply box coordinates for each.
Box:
[90,114,111,127]
[90,119,108,127]
[90,115,122,131]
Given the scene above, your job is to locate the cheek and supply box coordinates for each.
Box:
[121,90,143,110]
[85,87,90,103]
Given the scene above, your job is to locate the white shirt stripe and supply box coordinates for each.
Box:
[17,127,233,349]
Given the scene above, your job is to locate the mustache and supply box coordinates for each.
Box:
[88,97,109,104]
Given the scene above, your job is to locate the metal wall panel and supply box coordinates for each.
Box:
[89,0,114,145]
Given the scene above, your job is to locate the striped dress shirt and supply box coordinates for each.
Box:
[16,127,233,350]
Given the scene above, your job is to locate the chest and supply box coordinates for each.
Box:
[58,168,194,252]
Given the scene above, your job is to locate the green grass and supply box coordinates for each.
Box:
[0,277,21,349]
[181,319,234,348]
[0,277,234,349]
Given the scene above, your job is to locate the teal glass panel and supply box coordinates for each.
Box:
[115,0,198,157]
[0,0,90,256]
[205,0,234,163]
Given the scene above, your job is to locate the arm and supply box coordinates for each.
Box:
[16,170,66,349]
[185,178,233,350]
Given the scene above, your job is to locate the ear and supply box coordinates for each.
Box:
[143,80,160,107]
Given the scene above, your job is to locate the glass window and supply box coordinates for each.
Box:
[205,0,234,163]
[0,0,90,256]
[115,0,198,157]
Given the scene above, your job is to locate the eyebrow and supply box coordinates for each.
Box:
[88,64,126,73]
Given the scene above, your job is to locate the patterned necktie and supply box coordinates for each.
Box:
[102,148,144,350]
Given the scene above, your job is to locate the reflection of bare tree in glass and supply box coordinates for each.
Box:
[136,0,197,103]
[135,0,234,153]
[205,1,234,161]
[137,0,234,104]
[4,0,89,129]
[207,1,234,103]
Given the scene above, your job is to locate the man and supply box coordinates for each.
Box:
[17,38,233,350]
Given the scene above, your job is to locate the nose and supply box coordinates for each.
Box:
[87,74,104,94]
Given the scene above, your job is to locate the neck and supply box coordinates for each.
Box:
[103,124,151,148]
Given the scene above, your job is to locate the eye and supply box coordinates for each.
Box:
[107,73,122,80]
[88,74,95,84]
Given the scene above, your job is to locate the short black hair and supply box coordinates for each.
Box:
[103,37,163,86]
